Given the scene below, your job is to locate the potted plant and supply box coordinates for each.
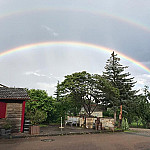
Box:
[26,109,47,135]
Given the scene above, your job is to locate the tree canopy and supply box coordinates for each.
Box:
[59,71,119,116]
[103,51,137,105]
[25,89,57,123]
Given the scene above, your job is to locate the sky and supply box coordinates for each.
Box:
[0,0,150,95]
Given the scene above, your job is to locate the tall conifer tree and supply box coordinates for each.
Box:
[54,81,61,102]
[103,51,137,123]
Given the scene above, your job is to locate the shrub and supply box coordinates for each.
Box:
[26,109,47,125]
[2,119,12,130]
[121,118,129,130]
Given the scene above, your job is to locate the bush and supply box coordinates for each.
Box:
[103,109,114,118]
[121,118,129,130]
[2,119,12,130]
[26,109,47,125]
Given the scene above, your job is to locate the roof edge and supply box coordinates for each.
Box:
[0,98,30,100]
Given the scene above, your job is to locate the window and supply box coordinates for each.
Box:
[0,102,6,118]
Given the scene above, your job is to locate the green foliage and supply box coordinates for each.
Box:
[128,86,150,128]
[125,118,129,130]
[25,89,57,123]
[130,119,143,128]
[2,119,12,129]
[53,81,82,122]
[134,87,150,128]
[26,109,47,125]
[103,51,137,122]
[26,88,79,124]
[103,108,114,118]
[59,71,119,117]
[54,81,62,102]
[24,53,149,127]
[121,118,129,130]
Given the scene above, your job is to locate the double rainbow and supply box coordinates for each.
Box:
[0,7,149,74]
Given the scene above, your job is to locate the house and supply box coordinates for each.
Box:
[79,105,103,128]
[0,87,30,132]
[0,84,7,88]
[80,105,103,118]
[65,105,103,128]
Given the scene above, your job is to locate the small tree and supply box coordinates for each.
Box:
[25,89,57,123]
[121,118,129,130]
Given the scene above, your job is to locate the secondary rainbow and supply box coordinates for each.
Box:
[0,7,150,33]
[0,41,150,73]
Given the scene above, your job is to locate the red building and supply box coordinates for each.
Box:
[0,86,30,132]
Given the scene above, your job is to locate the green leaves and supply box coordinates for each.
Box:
[59,71,118,116]
[25,89,57,124]
[103,52,137,108]
[134,87,150,128]
[26,109,47,125]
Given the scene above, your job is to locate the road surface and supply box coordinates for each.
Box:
[0,132,150,150]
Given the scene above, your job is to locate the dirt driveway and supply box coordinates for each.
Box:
[0,132,150,150]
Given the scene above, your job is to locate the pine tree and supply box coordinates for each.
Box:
[54,81,61,102]
[103,51,137,123]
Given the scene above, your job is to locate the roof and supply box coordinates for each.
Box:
[0,84,8,88]
[81,104,102,112]
[0,87,30,100]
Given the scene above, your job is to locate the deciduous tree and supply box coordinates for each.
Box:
[59,71,119,117]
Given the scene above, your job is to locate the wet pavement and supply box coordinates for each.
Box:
[0,132,150,150]
[126,128,150,137]
[9,125,111,138]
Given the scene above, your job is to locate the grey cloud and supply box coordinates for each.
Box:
[41,25,59,37]
[0,0,150,95]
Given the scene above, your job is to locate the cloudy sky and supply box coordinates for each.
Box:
[0,0,150,95]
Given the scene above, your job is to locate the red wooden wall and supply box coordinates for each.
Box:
[0,102,6,118]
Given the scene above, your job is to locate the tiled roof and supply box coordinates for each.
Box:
[0,87,30,100]
[0,84,8,87]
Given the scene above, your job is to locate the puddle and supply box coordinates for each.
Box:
[41,139,55,142]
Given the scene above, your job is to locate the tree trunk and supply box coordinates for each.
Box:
[119,105,122,127]
[114,110,116,124]
[88,112,91,117]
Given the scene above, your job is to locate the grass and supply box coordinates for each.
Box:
[129,122,144,128]
[114,128,122,131]
[124,130,138,133]
[39,124,48,127]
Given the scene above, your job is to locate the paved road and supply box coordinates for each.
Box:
[0,132,150,150]
[129,128,150,137]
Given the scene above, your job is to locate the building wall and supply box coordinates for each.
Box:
[101,118,114,129]
[91,111,103,117]
[0,102,6,118]
[6,103,22,132]
[80,107,103,117]
[0,118,6,128]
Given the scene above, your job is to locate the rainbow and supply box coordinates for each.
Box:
[0,41,150,73]
[0,7,150,33]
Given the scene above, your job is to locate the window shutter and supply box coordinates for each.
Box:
[0,102,6,118]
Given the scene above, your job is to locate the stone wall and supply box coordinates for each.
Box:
[101,118,114,130]
[86,117,97,129]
